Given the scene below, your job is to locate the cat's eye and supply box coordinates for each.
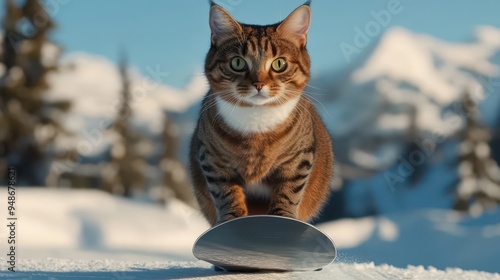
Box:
[230,56,247,72]
[271,58,287,72]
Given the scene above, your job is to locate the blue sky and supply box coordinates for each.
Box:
[2,0,500,87]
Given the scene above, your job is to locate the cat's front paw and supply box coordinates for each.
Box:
[268,208,297,219]
[216,212,247,225]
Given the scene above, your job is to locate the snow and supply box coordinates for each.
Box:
[353,27,499,105]
[377,113,411,131]
[5,65,24,87]
[353,29,457,104]
[378,79,464,136]
[41,42,61,67]
[349,149,385,170]
[0,188,499,279]
[475,26,500,49]
[339,26,500,141]
[47,53,208,121]
[1,188,209,261]
[344,141,460,216]
[1,260,498,280]
[318,217,375,249]
[319,209,500,273]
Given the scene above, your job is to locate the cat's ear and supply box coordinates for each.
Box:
[209,5,242,45]
[277,5,311,47]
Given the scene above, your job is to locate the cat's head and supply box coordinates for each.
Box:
[205,3,311,106]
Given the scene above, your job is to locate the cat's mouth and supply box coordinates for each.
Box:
[252,92,269,100]
[245,92,272,105]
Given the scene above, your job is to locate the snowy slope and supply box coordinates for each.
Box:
[0,188,499,279]
[1,259,498,280]
[0,188,209,262]
[320,209,500,273]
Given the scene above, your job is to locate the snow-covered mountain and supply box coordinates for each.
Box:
[45,52,208,156]
[320,26,500,168]
[308,26,500,220]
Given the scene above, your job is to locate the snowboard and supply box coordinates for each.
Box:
[193,215,336,272]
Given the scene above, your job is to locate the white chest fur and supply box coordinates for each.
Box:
[215,96,300,134]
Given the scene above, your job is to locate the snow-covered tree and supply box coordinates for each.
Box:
[102,55,147,197]
[0,0,70,185]
[454,91,500,214]
[160,113,194,206]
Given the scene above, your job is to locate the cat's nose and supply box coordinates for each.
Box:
[253,82,265,91]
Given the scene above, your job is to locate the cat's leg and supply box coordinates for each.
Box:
[266,152,314,219]
[206,178,248,224]
[189,146,218,226]
[267,177,309,219]
[193,136,248,225]
[198,156,247,224]
[192,155,247,225]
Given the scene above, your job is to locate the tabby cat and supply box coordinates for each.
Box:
[189,2,333,226]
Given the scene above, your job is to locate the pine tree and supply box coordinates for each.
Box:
[102,54,147,197]
[160,114,194,206]
[0,0,70,185]
[402,105,427,186]
[454,91,500,214]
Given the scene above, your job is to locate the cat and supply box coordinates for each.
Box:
[189,1,333,226]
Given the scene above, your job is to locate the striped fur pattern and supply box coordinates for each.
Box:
[189,3,334,226]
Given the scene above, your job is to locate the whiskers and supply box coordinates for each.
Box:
[305,83,326,92]
[282,89,330,118]
[200,90,246,129]
[198,90,232,117]
[274,90,315,126]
